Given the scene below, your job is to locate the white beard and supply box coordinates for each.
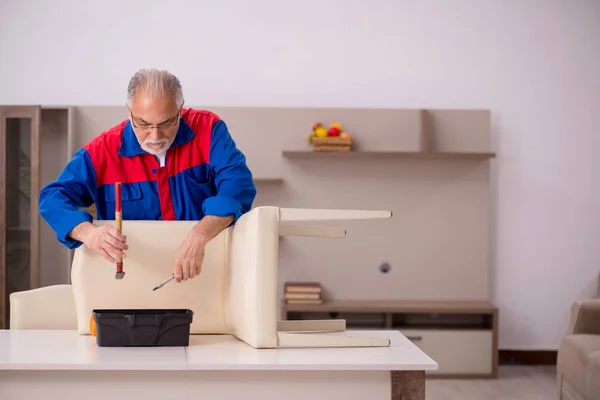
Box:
[141,139,171,155]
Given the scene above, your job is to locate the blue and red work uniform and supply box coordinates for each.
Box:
[39,108,257,249]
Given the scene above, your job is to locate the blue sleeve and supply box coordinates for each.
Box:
[39,148,97,249]
[202,120,257,222]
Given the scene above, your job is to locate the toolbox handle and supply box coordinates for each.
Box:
[125,314,164,327]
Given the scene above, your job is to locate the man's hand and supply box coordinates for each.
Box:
[70,222,128,263]
[173,215,233,282]
[173,228,206,282]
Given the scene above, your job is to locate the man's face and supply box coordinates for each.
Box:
[128,92,181,155]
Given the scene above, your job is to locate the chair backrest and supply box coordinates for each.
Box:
[71,219,230,335]
[9,284,78,330]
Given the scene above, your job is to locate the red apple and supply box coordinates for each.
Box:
[328,127,341,136]
[312,122,323,131]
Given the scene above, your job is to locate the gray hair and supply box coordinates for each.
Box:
[126,68,184,108]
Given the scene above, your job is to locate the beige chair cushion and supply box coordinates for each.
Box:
[558,334,600,399]
[71,219,230,335]
[9,284,77,330]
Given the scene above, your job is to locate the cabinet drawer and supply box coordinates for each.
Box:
[400,329,493,376]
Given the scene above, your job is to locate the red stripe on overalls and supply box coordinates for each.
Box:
[156,166,176,220]
[166,110,215,177]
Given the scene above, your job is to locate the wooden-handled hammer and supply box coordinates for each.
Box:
[115,182,125,279]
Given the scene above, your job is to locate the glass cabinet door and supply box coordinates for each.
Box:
[0,106,40,329]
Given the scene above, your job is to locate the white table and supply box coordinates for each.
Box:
[0,329,437,400]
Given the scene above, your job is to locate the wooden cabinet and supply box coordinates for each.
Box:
[0,106,41,329]
[399,329,494,376]
[0,106,72,329]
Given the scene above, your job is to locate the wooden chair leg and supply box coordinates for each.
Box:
[279,224,347,238]
[277,319,346,332]
[279,208,392,222]
[277,332,391,348]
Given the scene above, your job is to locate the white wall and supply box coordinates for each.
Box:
[1,0,599,350]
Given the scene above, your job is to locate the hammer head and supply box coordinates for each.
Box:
[115,271,125,279]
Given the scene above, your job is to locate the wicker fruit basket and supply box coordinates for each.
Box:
[311,136,353,152]
[308,122,353,152]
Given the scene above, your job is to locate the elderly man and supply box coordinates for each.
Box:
[39,68,257,282]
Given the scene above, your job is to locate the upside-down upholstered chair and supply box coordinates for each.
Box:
[10,206,392,348]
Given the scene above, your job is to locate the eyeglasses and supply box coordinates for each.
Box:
[130,109,181,132]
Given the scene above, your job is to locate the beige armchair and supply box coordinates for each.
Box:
[557,283,600,400]
[10,206,392,349]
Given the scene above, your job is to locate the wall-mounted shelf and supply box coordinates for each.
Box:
[281,150,495,160]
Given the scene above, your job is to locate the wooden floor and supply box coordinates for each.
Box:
[426,366,557,400]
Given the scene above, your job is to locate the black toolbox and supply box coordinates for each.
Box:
[92,309,194,347]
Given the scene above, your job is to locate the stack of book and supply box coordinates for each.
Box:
[284,281,323,305]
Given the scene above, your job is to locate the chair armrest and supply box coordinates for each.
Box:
[567,298,600,335]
